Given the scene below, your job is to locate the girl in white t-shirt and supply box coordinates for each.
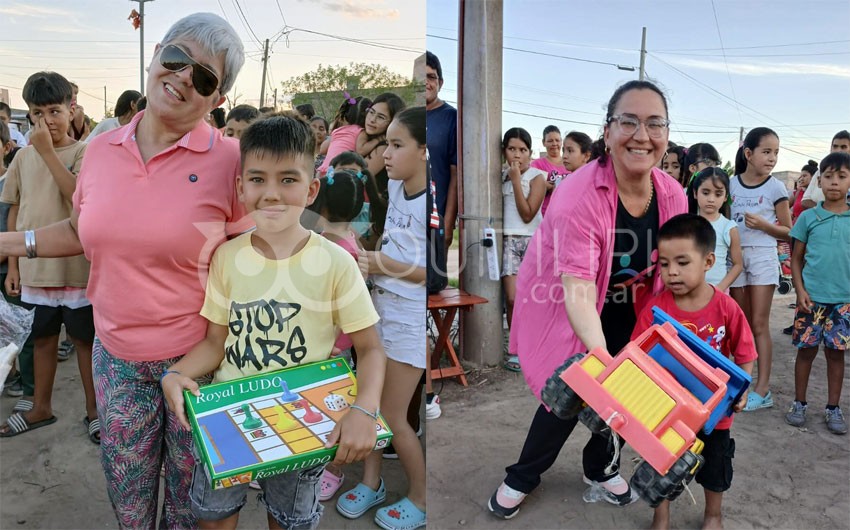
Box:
[501,127,546,371]
[729,127,792,411]
[688,167,742,291]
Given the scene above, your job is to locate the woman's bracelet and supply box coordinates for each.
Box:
[160,369,181,385]
[349,404,379,421]
[24,230,37,259]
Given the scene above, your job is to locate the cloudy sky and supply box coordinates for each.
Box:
[428,0,850,172]
[0,0,423,117]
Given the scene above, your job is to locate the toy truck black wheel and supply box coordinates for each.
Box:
[629,451,704,507]
[540,353,586,420]
[778,278,792,295]
[578,407,610,436]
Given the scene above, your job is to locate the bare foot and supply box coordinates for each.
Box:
[650,514,670,530]
[701,515,723,530]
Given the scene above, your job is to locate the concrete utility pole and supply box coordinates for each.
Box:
[639,26,647,81]
[132,0,154,95]
[260,39,270,107]
[459,0,504,367]
[739,126,745,144]
[103,86,107,118]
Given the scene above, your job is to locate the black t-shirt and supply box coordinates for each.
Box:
[600,193,659,354]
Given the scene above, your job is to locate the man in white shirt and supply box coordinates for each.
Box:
[0,103,27,147]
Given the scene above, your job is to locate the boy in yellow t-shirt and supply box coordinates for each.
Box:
[162,115,386,529]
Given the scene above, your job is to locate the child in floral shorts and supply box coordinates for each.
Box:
[786,151,850,435]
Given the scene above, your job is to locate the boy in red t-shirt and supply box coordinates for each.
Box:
[632,214,756,530]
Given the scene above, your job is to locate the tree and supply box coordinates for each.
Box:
[281,63,410,95]
[281,62,422,123]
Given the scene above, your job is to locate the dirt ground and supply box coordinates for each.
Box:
[0,363,421,530]
[427,290,850,530]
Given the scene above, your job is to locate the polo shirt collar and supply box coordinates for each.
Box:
[815,202,850,219]
[109,110,216,153]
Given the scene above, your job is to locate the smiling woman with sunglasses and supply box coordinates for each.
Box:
[0,12,245,529]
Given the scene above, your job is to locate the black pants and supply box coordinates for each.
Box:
[504,404,623,494]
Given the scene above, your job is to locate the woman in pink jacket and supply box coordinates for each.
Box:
[487,80,687,519]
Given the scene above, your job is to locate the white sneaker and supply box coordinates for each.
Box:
[582,474,638,506]
[425,394,442,420]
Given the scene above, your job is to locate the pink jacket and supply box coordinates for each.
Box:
[511,159,688,400]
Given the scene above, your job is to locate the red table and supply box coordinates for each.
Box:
[428,288,488,387]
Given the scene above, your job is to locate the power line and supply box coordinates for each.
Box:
[654,39,850,52]
[274,0,288,27]
[284,27,421,54]
[655,50,850,58]
[710,0,742,126]
[231,0,263,49]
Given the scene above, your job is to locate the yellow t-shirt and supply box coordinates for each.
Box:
[0,142,90,287]
[202,231,379,382]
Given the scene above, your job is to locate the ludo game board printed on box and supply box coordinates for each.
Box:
[185,358,392,489]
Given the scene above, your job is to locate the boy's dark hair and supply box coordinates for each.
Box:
[210,107,226,128]
[307,169,365,224]
[23,71,73,107]
[225,104,260,124]
[296,104,316,120]
[239,115,315,171]
[819,151,850,174]
[832,130,850,143]
[659,213,716,257]
[589,136,606,162]
[564,131,592,154]
[258,106,275,114]
[687,167,732,218]
[328,150,387,237]
[735,127,778,175]
[426,51,443,80]
[115,90,142,117]
[0,102,11,119]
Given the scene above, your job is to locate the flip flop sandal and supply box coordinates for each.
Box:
[374,497,426,530]
[0,412,57,437]
[84,415,101,445]
[503,354,521,372]
[12,398,33,413]
[58,342,75,362]
[319,469,345,501]
[336,478,386,519]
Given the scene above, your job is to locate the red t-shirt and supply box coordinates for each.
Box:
[632,287,757,430]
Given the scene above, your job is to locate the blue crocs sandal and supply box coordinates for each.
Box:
[336,479,386,519]
[742,390,773,411]
[375,497,426,530]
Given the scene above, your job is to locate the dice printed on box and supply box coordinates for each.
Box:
[323,394,349,411]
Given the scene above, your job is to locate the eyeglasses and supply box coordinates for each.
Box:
[366,107,390,124]
[158,44,220,97]
[694,158,719,167]
[425,73,439,82]
[607,114,669,138]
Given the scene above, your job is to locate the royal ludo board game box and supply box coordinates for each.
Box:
[185,358,392,489]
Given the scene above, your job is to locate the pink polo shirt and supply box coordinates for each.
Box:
[74,111,250,361]
[511,160,687,400]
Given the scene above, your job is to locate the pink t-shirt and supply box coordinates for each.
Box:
[317,124,363,176]
[74,111,250,361]
[322,230,360,351]
[511,160,687,400]
[530,157,569,216]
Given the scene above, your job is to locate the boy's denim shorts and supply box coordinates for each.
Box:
[189,457,326,529]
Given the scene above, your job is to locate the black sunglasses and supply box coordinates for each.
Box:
[159,44,220,97]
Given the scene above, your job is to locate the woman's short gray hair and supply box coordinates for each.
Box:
[161,12,245,96]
